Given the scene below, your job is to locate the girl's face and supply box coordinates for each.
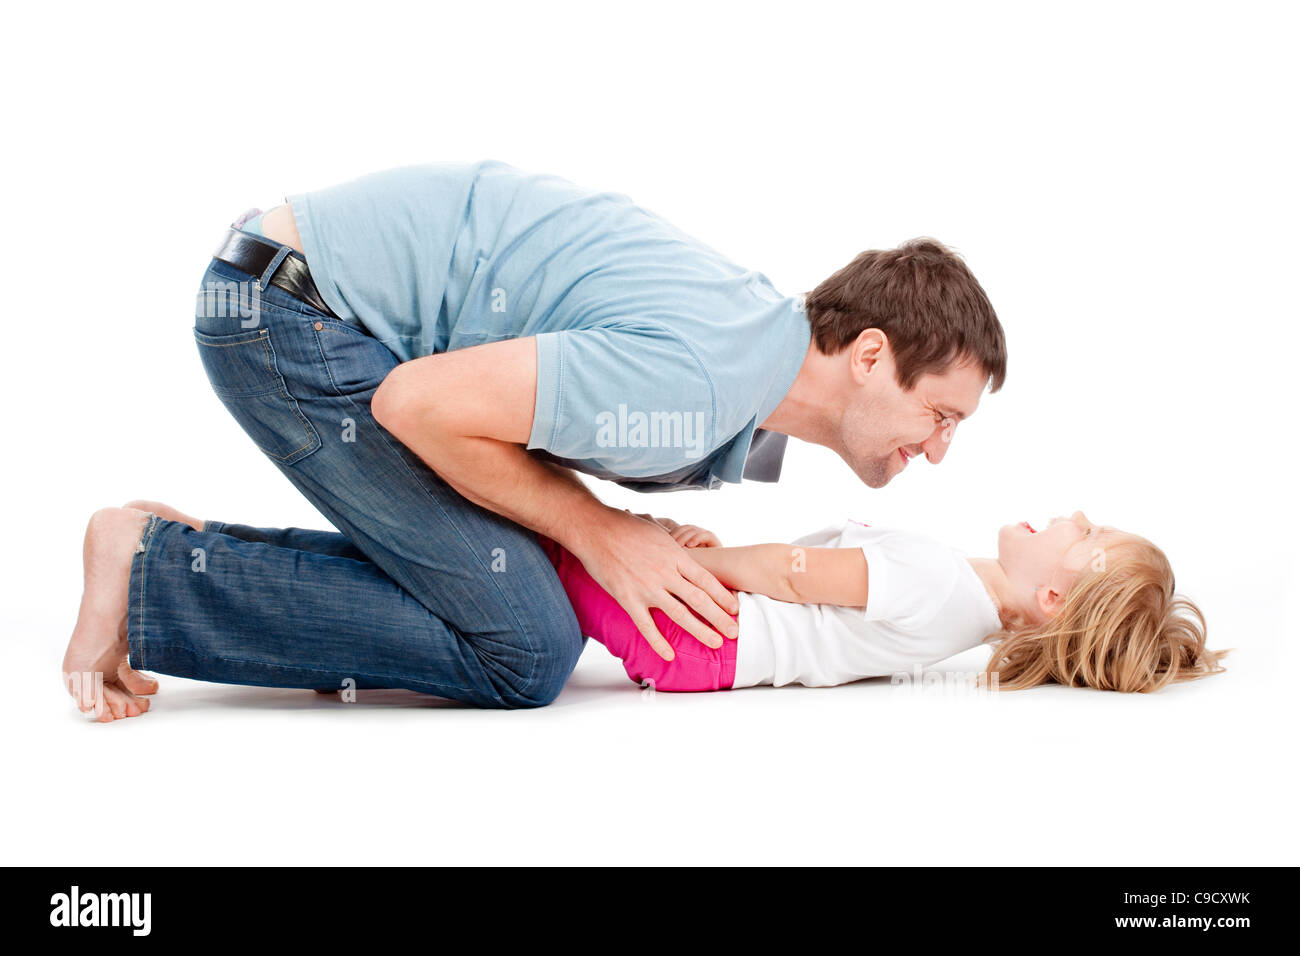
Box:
[997,511,1124,622]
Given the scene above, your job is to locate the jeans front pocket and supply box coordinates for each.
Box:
[311,317,400,396]
[194,326,322,465]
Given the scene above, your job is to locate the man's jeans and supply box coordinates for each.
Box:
[125,231,584,708]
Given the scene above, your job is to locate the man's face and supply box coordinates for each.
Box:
[838,334,989,488]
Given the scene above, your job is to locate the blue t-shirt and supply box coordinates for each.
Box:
[286,161,810,491]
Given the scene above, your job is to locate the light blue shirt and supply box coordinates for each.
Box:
[285,161,810,491]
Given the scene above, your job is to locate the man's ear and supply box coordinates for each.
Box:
[849,328,889,384]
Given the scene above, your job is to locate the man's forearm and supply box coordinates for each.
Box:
[370,341,617,554]
[389,427,613,555]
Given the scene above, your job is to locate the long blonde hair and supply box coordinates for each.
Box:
[983,535,1228,692]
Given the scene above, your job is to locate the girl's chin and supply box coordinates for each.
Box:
[995,524,1036,567]
[996,523,1020,550]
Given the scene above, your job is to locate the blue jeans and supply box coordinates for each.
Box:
[125,228,584,708]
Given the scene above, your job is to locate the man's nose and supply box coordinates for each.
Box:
[923,424,955,464]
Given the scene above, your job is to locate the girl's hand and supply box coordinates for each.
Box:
[669,523,721,549]
[623,510,721,547]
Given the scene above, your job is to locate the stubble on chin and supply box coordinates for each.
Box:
[850,455,894,489]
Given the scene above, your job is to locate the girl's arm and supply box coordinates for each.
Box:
[688,544,869,607]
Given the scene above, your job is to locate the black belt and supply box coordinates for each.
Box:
[212,227,339,318]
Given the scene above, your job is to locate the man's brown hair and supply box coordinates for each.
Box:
[804,237,1006,392]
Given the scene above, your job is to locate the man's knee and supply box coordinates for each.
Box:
[497,613,584,709]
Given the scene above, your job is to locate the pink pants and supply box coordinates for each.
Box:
[539,536,738,692]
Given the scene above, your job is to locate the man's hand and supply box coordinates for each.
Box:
[577,509,739,661]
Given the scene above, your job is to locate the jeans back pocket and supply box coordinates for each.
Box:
[194,326,322,465]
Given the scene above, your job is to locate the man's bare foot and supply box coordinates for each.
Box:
[123,499,204,532]
[63,507,161,722]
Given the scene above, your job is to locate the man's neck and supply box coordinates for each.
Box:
[760,341,843,448]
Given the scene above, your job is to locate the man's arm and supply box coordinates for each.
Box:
[371,337,740,660]
[688,543,870,607]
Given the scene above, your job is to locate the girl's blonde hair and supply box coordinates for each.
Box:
[982,535,1228,692]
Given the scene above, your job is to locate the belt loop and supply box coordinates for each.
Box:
[257,245,293,289]
[231,206,263,230]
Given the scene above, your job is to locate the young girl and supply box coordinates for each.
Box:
[540,511,1227,693]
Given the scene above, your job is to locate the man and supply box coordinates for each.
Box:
[62,161,1006,720]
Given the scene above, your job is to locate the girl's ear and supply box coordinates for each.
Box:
[1035,585,1065,618]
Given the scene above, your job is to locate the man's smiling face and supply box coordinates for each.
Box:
[837,332,989,488]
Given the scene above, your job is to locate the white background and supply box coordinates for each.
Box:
[3,1,1296,865]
